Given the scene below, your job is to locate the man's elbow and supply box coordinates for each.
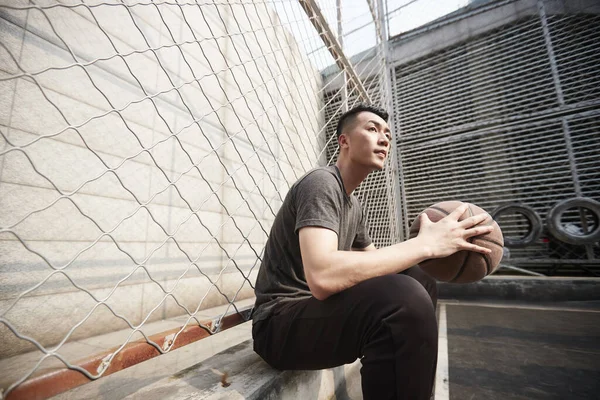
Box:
[306,269,334,301]
[311,286,332,301]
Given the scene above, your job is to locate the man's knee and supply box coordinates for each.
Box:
[421,272,438,308]
[358,275,436,321]
[356,275,438,353]
[403,266,438,308]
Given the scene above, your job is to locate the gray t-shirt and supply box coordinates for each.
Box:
[252,165,372,323]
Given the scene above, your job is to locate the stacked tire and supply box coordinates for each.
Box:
[492,197,600,247]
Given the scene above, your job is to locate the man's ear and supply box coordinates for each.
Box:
[338,133,350,149]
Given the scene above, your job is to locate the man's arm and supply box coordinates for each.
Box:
[299,204,493,301]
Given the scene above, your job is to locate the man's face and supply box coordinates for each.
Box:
[340,111,391,170]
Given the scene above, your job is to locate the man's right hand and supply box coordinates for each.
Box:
[415,204,494,259]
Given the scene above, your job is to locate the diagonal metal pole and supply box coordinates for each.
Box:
[298,0,371,103]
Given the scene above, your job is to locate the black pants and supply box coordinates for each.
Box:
[252,266,438,400]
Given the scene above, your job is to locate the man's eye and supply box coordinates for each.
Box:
[369,127,376,131]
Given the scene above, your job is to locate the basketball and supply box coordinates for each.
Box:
[409,201,504,283]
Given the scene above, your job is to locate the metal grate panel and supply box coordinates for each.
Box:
[391,2,600,275]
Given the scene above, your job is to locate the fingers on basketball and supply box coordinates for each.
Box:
[448,203,469,220]
[464,225,494,239]
[460,212,491,228]
[463,240,493,254]
[409,201,504,283]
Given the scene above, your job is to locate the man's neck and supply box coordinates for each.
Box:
[335,158,373,196]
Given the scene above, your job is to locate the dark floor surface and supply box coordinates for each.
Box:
[446,303,600,400]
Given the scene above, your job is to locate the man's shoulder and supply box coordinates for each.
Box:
[294,165,338,189]
[287,166,344,209]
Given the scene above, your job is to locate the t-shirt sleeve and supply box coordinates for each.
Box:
[294,170,342,235]
[352,206,372,249]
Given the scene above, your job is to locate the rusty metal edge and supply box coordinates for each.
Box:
[5,307,252,400]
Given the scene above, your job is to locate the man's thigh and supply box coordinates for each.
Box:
[253,295,361,370]
[252,273,431,371]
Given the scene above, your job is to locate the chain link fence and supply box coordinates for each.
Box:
[0,0,397,397]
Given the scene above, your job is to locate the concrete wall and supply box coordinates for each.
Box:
[0,0,323,357]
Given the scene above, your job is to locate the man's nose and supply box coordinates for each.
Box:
[378,135,390,147]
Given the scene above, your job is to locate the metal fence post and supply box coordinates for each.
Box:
[337,0,348,112]
[539,0,593,259]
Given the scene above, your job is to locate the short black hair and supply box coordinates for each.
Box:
[335,103,389,138]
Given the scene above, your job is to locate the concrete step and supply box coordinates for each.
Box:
[123,339,362,400]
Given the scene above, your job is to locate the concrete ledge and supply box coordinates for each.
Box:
[124,340,362,400]
[439,276,600,302]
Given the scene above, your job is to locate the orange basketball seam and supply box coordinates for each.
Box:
[474,236,503,248]
[482,251,492,275]
[429,206,450,216]
[450,249,470,283]
[428,209,449,221]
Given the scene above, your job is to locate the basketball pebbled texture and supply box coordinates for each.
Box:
[409,201,504,283]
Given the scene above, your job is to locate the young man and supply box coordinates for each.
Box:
[252,104,493,400]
